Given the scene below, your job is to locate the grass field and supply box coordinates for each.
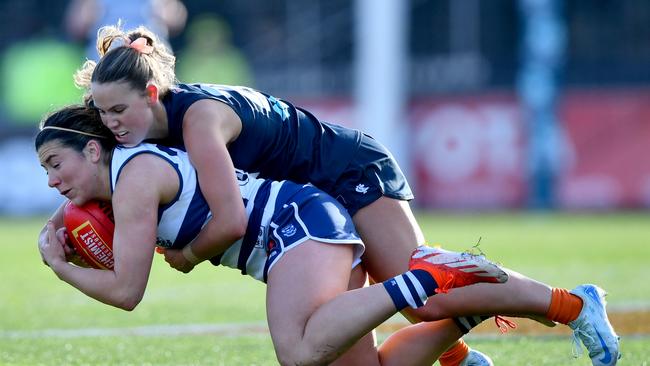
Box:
[1,212,649,365]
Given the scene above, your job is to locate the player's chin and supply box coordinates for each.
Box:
[69,194,91,207]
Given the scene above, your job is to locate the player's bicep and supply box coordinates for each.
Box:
[183,102,246,223]
[110,155,178,288]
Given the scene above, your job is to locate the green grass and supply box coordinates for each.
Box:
[2,213,649,365]
[456,337,649,365]
[1,234,267,332]
[2,335,648,365]
[415,212,650,305]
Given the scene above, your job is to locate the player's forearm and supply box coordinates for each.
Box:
[184,217,247,264]
[50,261,145,311]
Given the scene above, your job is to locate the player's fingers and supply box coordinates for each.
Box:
[57,227,71,245]
[56,227,66,243]
[40,221,57,266]
[162,251,174,265]
[46,221,57,241]
[54,227,78,258]
[182,264,194,274]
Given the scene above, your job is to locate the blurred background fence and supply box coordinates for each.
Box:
[1,0,649,214]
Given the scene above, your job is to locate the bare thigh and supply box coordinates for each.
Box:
[266,240,366,365]
[353,196,424,282]
[331,263,381,366]
[353,196,424,321]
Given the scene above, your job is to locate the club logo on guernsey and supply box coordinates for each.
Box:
[355,184,369,194]
[281,224,297,237]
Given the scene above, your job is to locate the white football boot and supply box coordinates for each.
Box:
[569,284,620,365]
[459,349,494,366]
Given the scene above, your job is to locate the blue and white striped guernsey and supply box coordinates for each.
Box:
[110,143,363,282]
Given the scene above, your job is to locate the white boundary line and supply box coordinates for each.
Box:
[3,303,649,340]
[0,322,269,339]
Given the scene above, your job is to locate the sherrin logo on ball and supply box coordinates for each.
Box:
[63,200,115,270]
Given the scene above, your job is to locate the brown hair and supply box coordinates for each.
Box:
[74,24,177,100]
[35,105,116,164]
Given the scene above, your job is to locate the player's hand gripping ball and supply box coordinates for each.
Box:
[63,200,115,269]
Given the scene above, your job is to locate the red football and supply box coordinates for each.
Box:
[63,200,115,270]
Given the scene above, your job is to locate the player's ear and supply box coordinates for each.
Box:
[145,84,158,105]
[84,139,103,163]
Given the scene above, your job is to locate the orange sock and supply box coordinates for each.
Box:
[546,287,584,324]
[439,339,469,366]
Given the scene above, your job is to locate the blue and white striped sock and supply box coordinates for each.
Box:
[453,315,491,334]
[382,269,439,310]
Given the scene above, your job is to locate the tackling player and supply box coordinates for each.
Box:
[37,104,509,365]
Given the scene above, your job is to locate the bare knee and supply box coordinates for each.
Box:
[274,343,340,366]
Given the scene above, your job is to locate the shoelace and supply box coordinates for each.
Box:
[432,253,496,295]
[494,316,517,333]
[434,273,455,294]
[417,249,463,294]
[571,328,592,358]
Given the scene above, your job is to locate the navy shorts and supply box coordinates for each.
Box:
[263,184,365,282]
[328,134,414,216]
